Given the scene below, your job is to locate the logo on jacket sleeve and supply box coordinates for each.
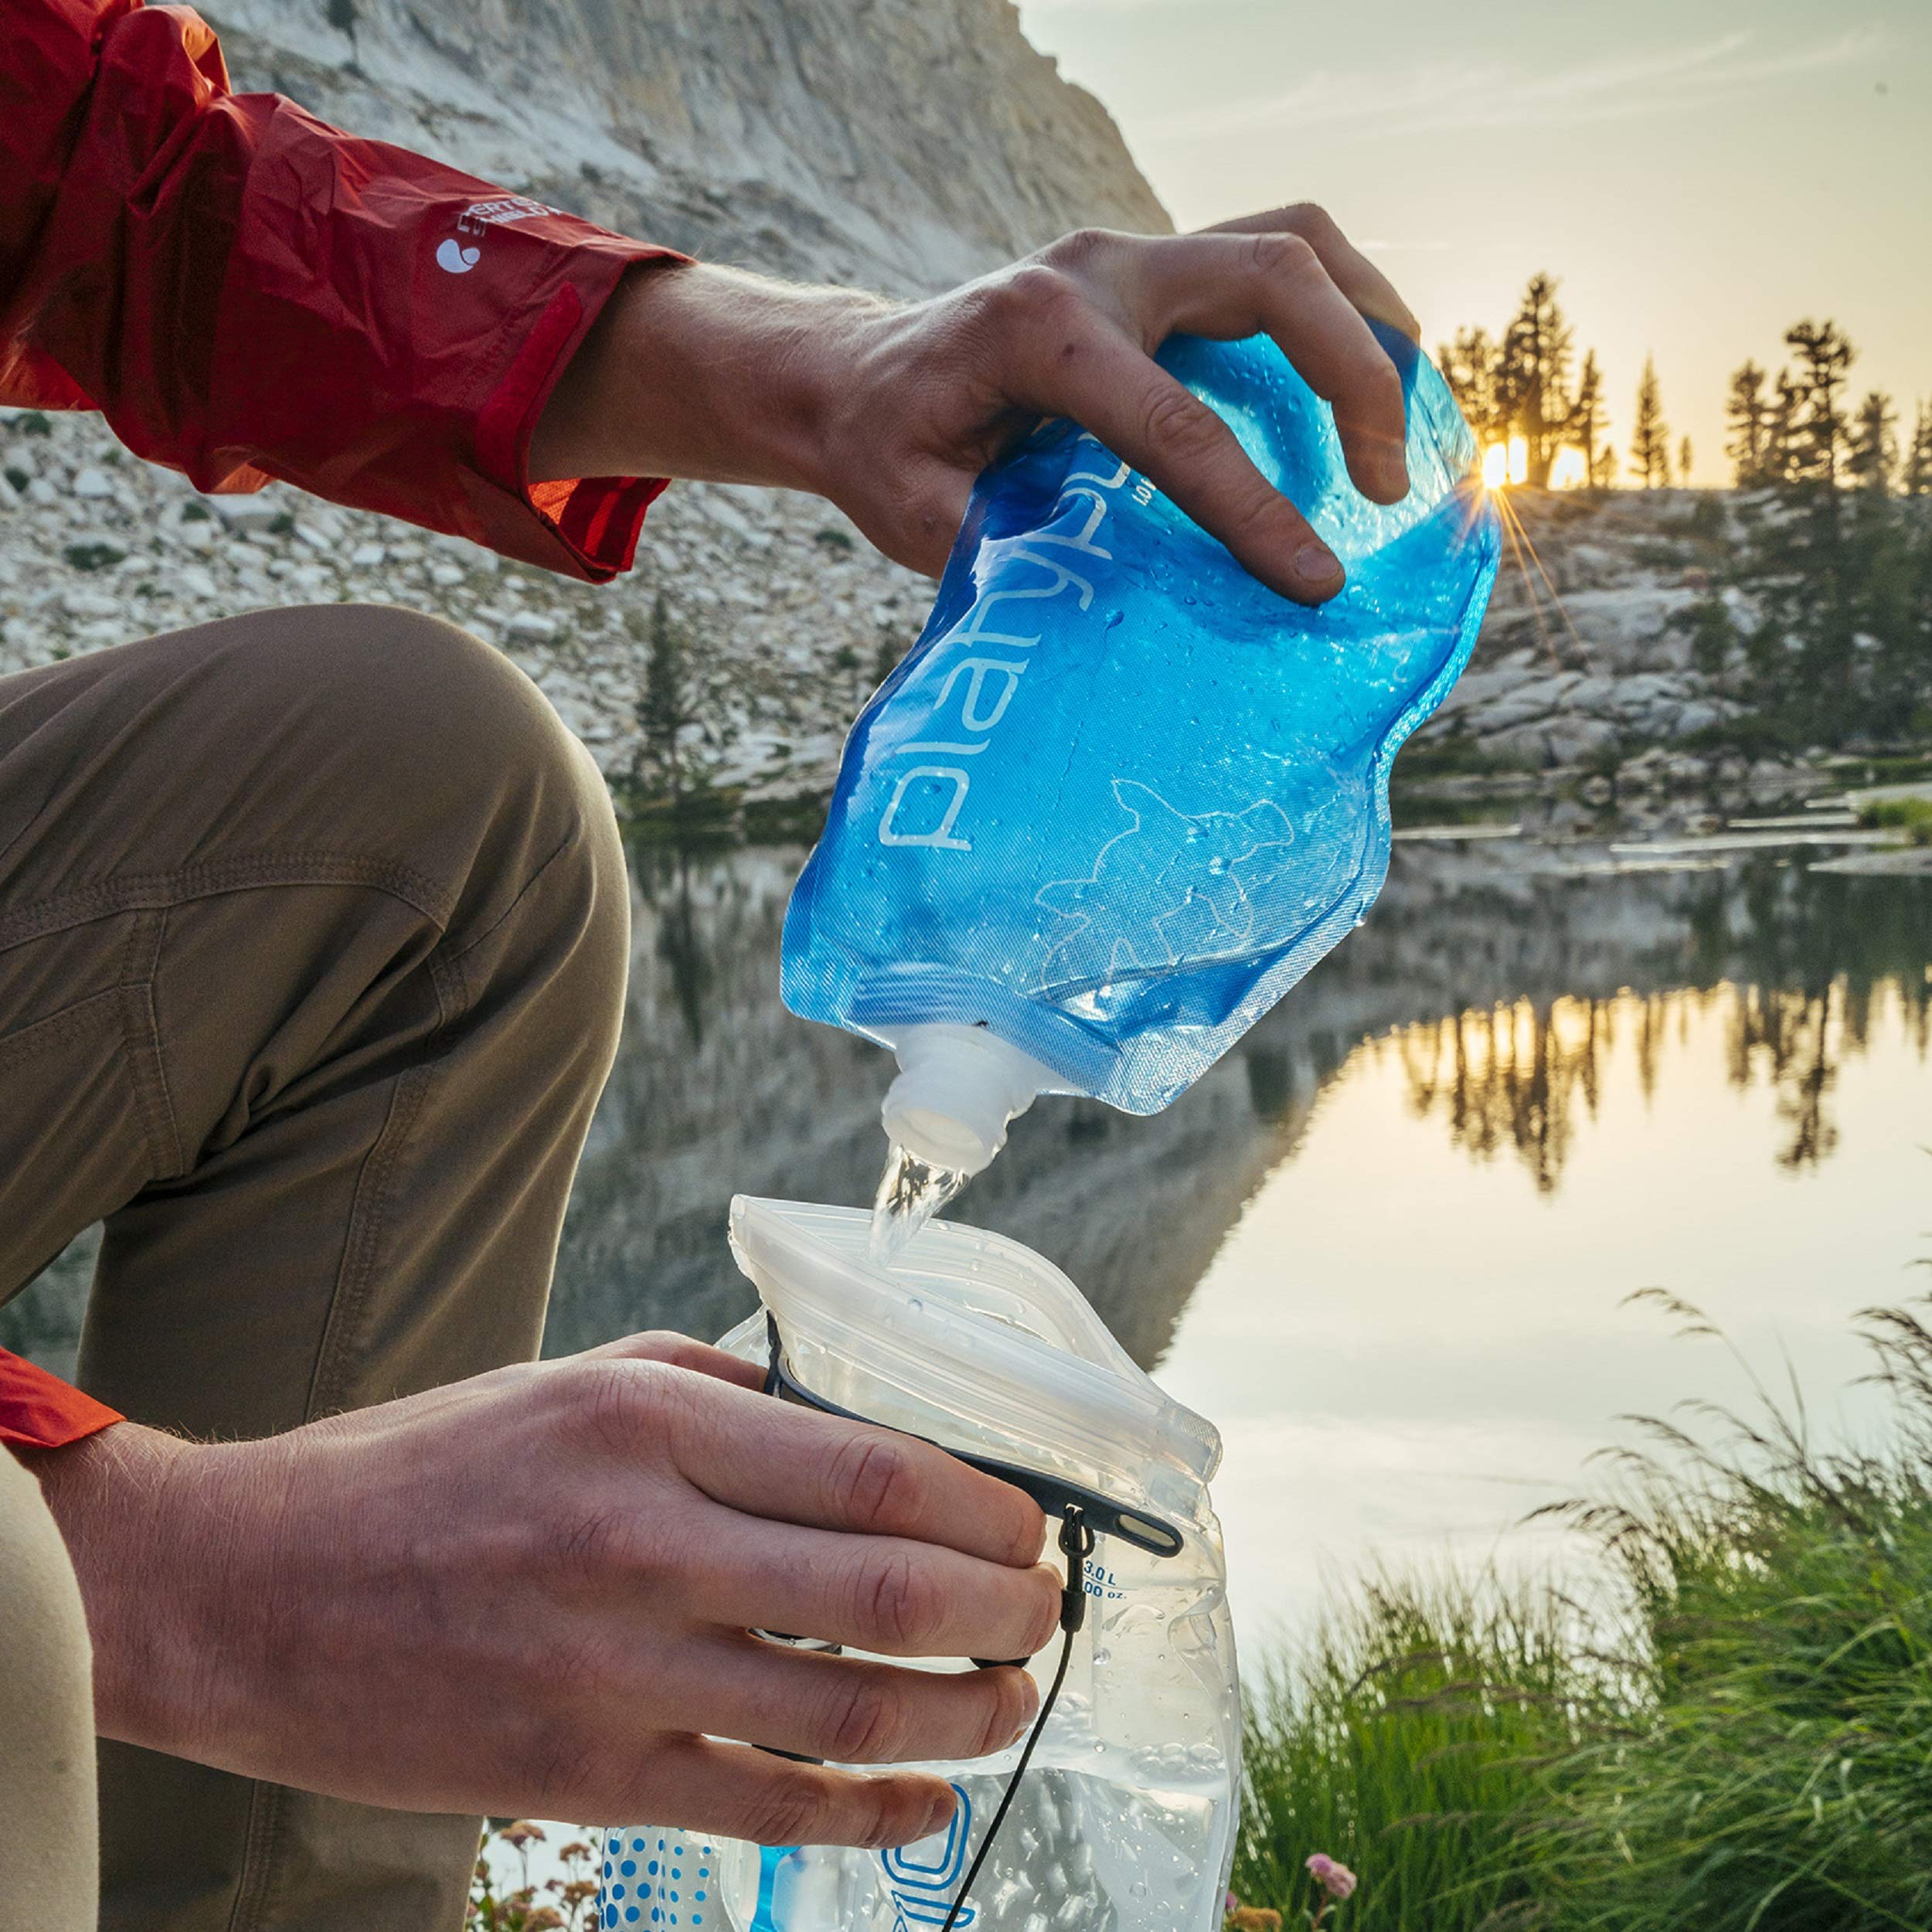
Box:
[434,196,556,274]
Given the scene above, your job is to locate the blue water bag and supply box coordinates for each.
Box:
[782,325,1500,1169]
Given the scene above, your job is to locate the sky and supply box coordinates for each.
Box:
[1016,0,1929,486]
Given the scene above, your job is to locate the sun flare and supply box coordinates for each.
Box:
[1481,436,1530,490]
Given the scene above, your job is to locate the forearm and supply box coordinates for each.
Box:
[529,260,889,494]
[24,1423,251,1759]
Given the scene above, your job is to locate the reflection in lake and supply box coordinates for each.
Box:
[5,838,1930,1636]
[1390,971,1928,1189]
[541,842,1932,1372]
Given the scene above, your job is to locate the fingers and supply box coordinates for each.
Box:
[1013,317,1344,603]
[1126,232,1409,509]
[585,1330,766,1391]
[696,1635,1039,1765]
[637,1735,958,1849]
[1202,202,1422,343]
[667,1376,1049,1570]
[679,1509,1062,1659]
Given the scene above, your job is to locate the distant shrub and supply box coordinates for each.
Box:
[1859,796,1932,845]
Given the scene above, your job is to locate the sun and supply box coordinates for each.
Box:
[1481,436,1529,490]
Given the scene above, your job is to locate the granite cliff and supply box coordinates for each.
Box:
[204,0,1172,291]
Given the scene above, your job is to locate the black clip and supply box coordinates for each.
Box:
[761,1312,1187,1560]
[1056,1506,1096,1636]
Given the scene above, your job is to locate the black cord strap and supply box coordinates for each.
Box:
[760,1312,1185,1559]
[939,1506,1095,1932]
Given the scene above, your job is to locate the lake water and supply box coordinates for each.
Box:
[8,830,1930,1655]
[550,832,1932,1648]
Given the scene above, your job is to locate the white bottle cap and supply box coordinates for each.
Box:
[881,1024,1061,1176]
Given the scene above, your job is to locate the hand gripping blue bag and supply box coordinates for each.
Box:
[781,326,1500,1175]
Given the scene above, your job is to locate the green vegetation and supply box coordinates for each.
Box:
[1859,797,1932,845]
[1236,1574,1587,1930]
[1232,1294,1932,1931]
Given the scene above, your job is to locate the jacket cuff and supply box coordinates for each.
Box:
[0,1348,123,1451]
[472,247,682,583]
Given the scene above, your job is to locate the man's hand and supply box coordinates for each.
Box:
[532,205,1420,605]
[29,1335,1059,1846]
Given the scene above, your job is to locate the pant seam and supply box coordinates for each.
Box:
[0,987,125,1071]
[119,906,185,1182]
[0,852,452,959]
[226,1781,283,1932]
[301,937,472,1429]
[443,824,579,967]
[190,844,546,1931]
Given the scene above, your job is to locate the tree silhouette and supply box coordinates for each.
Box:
[1438,326,1505,449]
[1679,437,1694,488]
[1784,319,1855,485]
[1764,369,1804,485]
[1629,357,1671,488]
[1439,277,1607,486]
[1849,391,1899,495]
[636,593,696,804]
[1495,274,1576,488]
[1573,349,1607,491]
[1726,361,1774,485]
[1906,403,1932,498]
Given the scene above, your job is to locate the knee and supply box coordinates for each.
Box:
[303,604,604,828]
[230,603,628,971]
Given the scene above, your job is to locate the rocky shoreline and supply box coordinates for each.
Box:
[2,407,1922,818]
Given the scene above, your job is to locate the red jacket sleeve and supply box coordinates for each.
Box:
[0,1347,121,1451]
[0,0,684,580]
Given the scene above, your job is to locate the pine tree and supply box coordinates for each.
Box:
[1495,274,1575,488]
[1679,437,1694,488]
[1906,402,1932,498]
[1784,319,1855,485]
[1849,391,1899,495]
[1438,327,1503,450]
[638,593,694,804]
[1572,350,1607,490]
[1765,369,1804,485]
[1726,361,1773,485]
[1629,357,1670,488]
[1591,445,1618,490]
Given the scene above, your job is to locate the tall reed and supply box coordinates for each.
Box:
[1233,1294,1932,1932]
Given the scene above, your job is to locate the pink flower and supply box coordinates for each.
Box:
[1305,1854,1358,1901]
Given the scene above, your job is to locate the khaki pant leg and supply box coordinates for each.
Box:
[0,606,631,1932]
[0,1445,99,1931]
